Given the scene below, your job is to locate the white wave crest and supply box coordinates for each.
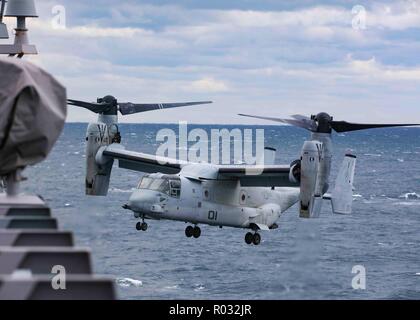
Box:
[116,277,143,288]
[193,284,205,291]
[109,187,135,193]
[399,192,420,200]
[394,202,420,207]
[164,285,179,290]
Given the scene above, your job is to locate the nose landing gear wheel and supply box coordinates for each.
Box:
[192,226,201,238]
[185,225,194,238]
[245,232,253,245]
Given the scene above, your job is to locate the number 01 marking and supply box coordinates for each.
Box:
[208,210,218,221]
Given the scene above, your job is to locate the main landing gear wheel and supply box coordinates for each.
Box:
[185,225,201,238]
[245,232,261,245]
[136,222,148,231]
[252,233,261,245]
[245,232,253,245]
[192,226,201,238]
[185,225,194,238]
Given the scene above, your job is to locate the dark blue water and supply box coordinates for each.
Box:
[22,123,420,299]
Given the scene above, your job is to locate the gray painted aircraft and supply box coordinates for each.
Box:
[69,97,419,245]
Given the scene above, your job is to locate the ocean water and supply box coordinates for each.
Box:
[20,123,420,300]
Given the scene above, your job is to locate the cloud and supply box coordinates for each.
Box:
[368,1,420,30]
[3,0,418,124]
[347,56,420,80]
[190,78,229,92]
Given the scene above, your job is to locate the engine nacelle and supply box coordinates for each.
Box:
[299,140,322,218]
[85,122,118,196]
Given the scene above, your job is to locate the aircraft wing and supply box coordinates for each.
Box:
[217,165,298,187]
[102,144,186,174]
[101,144,298,187]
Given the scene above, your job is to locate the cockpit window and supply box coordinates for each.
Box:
[138,177,153,189]
[170,180,180,189]
[137,176,180,198]
[170,180,181,198]
[149,179,169,193]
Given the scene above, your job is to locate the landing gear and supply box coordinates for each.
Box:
[192,226,201,238]
[136,221,148,231]
[245,232,253,245]
[252,233,261,245]
[185,225,201,238]
[185,225,194,238]
[245,232,261,245]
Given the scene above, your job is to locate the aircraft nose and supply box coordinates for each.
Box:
[128,189,163,212]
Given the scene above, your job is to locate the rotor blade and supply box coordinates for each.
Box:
[67,99,107,114]
[290,114,311,121]
[238,113,290,123]
[290,114,318,131]
[281,118,317,131]
[238,114,317,131]
[331,121,420,133]
[118,101,213,115]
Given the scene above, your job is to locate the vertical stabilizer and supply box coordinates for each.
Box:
[331,153,356,214]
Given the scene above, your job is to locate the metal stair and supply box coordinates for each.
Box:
[0,194,117,299]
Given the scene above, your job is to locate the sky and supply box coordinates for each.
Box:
[1,0,420,124]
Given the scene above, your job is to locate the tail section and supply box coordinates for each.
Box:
[330,153,356,214]
[297,141,356,217]
[258,147,276,165]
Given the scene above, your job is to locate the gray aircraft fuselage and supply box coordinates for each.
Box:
[127,172,300,230]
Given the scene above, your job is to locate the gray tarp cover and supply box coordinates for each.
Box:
[0,58,67,175]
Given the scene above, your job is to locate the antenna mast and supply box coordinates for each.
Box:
[0,0,38,57]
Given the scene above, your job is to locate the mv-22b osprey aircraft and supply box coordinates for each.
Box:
[69,96,419,245]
